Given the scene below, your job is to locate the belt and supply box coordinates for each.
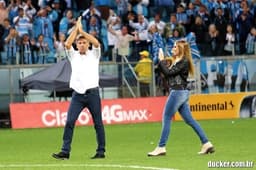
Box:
[85,87,99,94]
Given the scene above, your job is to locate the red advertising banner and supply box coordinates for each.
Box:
[10,92,256,129]
[10,97,166,129]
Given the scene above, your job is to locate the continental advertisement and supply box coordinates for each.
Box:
[176,92,256,120]
[10,92,256,129]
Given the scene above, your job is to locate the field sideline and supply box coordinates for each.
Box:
[0,118,255,170]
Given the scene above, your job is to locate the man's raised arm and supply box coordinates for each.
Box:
[64,17,80,50]
[76,17,100,48]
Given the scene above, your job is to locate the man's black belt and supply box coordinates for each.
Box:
[84,87,99,94]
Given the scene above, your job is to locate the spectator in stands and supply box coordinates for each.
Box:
[236,0,254,54]
[190,15,207,55]
[1,18,11,63]
[108,24,138,87]
[186,2,197,33]
[89,29,105,57]
[53,0,67,15]
[213,7,228,55]
[46,1,62,34]
[155,0,175,22]
[226,0,240,25]
[176,3,188,31]
[132,0,149,18]
[134,50,152,97]
[82,1,101,20]
[197,4,211,28]
[4,27,20,64]
[82,1,102,30]
[166,28,183,56]
[210,0,229,21]
[127,13,147,29]
[116,0,129,20]
[33,8,54,52]
[107,9,118,25]
[54,32,67,62]
[245,27,256,54]
[35,34,50,64]
[120,3,137,25]
[224,24,235,55]
[128,13,149,61]
[148,40,214,156]
[148,24,165,64]
[106,10,121,61]
[16,0,26,8]
[108,24,137,58]
[24,0,37,19]
[86,15,102,37]
[19,33,36,64]
[13,7,32,37]
[0,0,8,25]
[148,13,166,35]
[128,13,149,33]
[1,19,12,51]
[7,0,20,25]
[59,9,76,36]
[204,24,222,56]
[163,13,186,40]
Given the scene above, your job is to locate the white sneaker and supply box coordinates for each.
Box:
[198,141,215,155]
[147,146,166,156]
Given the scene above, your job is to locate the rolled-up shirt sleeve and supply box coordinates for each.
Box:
[92,46,101,59]
[66,46,75,61]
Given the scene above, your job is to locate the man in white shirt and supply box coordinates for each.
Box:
[52,16,106,160]
[148,13,166,35]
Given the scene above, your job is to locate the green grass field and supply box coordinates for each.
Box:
[0,118,255,170]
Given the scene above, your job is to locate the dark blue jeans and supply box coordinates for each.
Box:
[61,87,105,154]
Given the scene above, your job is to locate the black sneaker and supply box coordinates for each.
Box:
[91,153,105,159]
[52,152,70,160]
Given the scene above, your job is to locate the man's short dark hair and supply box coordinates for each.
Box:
[76,34,86,41]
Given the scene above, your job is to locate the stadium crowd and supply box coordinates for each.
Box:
[0,0,255,65]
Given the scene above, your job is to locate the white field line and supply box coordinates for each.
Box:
[0,163,179,170]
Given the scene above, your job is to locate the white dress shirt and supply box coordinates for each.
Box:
[67,46,101,94]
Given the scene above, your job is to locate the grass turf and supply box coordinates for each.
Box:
[0,118,255,170]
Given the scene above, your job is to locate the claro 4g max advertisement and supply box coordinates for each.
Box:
[10,92,256,129]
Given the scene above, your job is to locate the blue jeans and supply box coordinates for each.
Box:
[158,90,208,147]
[61,88,105,154]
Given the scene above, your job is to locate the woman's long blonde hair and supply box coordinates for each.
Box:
[175,40,195,77]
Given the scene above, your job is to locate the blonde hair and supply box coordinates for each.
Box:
[175,40,195,77]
